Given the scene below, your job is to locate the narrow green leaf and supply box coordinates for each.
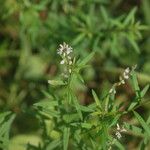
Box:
[41,90,53,99]
[127,35,140,53]
[63,114,80,123]
[0,112,15,149]
[76,73,84,83]
[63,127,70,150]
[104,95,109,112]
[124,122,144,136]
[100,6,109,22]
[146,115,150,125]
[109,114,121,127]
[48,80,66,86]
[46,140,61,150]
[70,91,83,120]
[0,112,11,123]
[78,52,95,67]
[101,123,108,150]
[81,123,93,129]
[72,33,85,45]
[132,72,140,92]
[123,7,137,25]
[133,111,150,137]
[128,101,138,111]
[34,100,58,108]
[92,90,102,110]
[141,84,149,97]
[79,105,93,112]
[90,138,97,149]
[114,139,125,150]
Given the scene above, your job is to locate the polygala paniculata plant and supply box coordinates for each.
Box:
[31,43,149,150]
[0,42,149,150]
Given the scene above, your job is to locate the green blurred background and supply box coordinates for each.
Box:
[0,0,150,149]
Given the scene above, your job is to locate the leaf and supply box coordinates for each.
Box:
[78,52,95,67]
[76,73,85,83]
[101,123,108,150]
[63,113,80,123]
[141,84,149,97]
[90,138,97,149]
[9,134,42,150]
[104,95,110,112]
[72,33,85,45]
[127,101,138,111]
[133,111,150,137]
[48,80,66,86]
[34,100,58,108]
[41,90,54,99]
[114,139,125,150]
[46,140,61,150]
[92,90,102,110]
[79,105,94,112]
[81,123,93,129]
[124,122,144,136]
[38,109,60,118]
[132,72,140,94]
[109,114,121,127]
[0,112,11,123]
[146,115,150,125]
[127,35,140,53]
[123,7,137,25]
[100,6,109,22]
[63,127,70,150]
[0,112,15,149]
[70,90,83,120]
[34,100,60,118]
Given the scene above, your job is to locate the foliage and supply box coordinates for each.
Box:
[31,47,149,149]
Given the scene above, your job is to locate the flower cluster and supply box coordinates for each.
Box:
[115,123,126,139]
[109,65,137,95]
[108,123,127,150]
[57,42,73,78]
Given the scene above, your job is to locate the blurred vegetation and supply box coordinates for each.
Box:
[0,0,150,149]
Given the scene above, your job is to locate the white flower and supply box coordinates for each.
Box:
[121,79,125,84]
[69,61,72,65]
[115,123,127,140]
[60,60,65,64]
[117,123,120,130]
[121,127,127,132]
[125,67,130,73]
[109,88,116,94]
[57,42,73,78]
[115,131,122,139]
[123,67,130,79]
[69,69,72,73]
[123,73,129,79]
[57,42,73,56]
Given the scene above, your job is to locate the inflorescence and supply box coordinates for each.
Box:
[115,123,126,139]
[57,42,73,78]
[109,65,137,95]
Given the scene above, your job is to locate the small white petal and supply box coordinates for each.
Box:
[124,74,129,79]
[68,56,71,60]
[69,61,72,65]
[117,123,120,130]
[121,80,125,84]
[109,88,113,93]
[116,131,122,139]
[60,60,65,64]
[69,69,72,73]
[121,127,127,132]
[125,67,130,73]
